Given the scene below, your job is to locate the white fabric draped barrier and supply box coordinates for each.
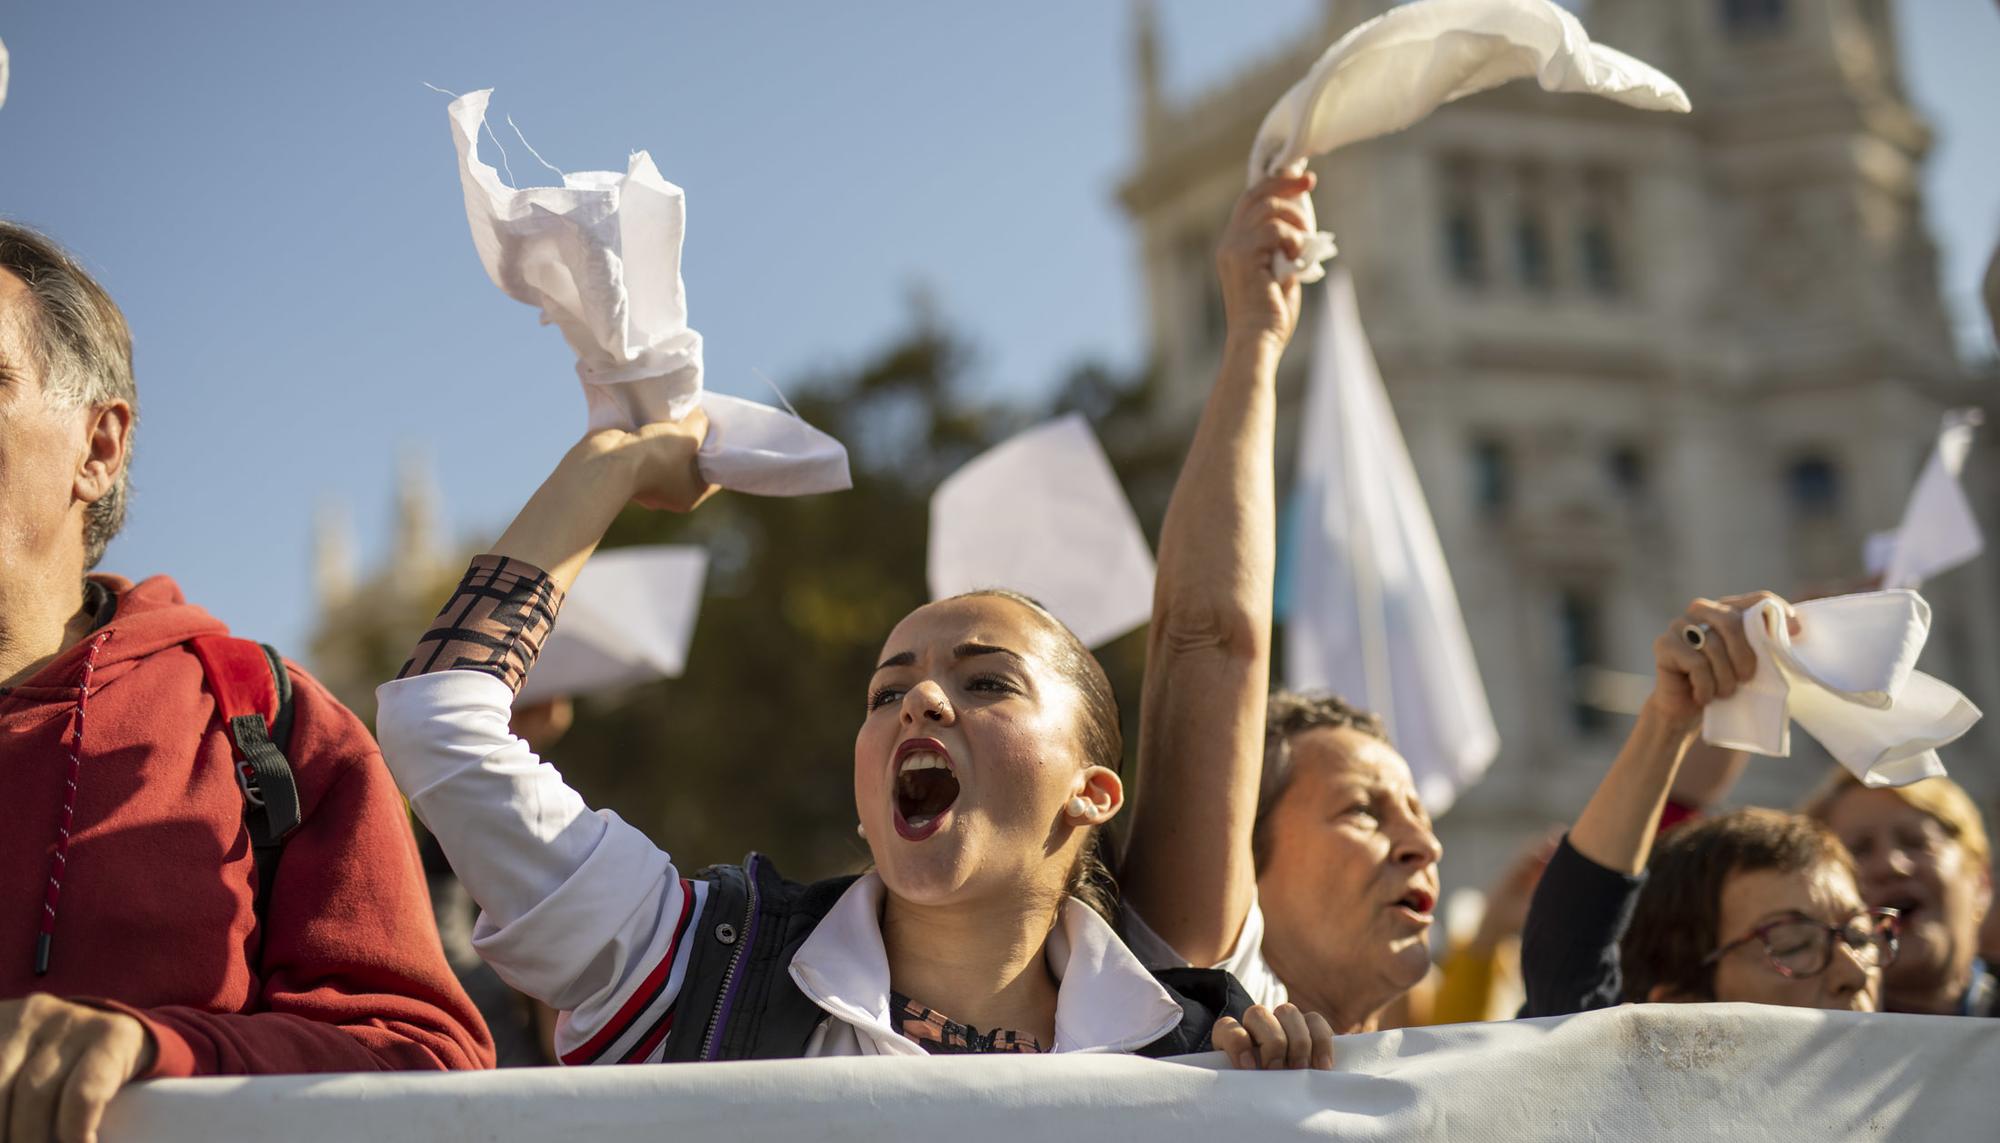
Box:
[101,1005,1996,1141]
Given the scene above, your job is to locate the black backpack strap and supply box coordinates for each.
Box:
[188,636,301,929]
[244,643,298,920]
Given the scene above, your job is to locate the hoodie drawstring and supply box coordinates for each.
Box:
[35,631,111,976]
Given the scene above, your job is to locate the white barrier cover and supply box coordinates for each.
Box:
[102,1005,1996,1142]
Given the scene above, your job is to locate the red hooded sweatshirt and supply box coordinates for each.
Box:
[0,575,494,1076]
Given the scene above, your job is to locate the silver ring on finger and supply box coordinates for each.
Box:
[1682,622,1712,650]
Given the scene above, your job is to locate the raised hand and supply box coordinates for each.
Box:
[1646,592,1801,726]
[1215,171,1317,353]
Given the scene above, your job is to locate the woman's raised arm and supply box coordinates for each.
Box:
[375,414,717,1064]
[1120,173,1312,966]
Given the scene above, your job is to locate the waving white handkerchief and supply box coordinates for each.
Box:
[928,414,1155,649]
[1248,0,1690,282]
[517,545,707,705]
[1703,591,1981,788]
[444,89,849,496]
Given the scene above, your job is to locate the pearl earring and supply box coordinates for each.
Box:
[1067,795,1090,819]
[855,822,867,839]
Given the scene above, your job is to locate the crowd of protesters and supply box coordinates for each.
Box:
[0,162,1994,1142]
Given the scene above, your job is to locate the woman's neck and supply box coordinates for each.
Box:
[880,887,1065,1047]
[1262,938,1393,1036]
[1888,950,1977,1016]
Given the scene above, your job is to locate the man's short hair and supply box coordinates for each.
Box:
[1253,690,1390,873]
[1800,770,1991,870]
[1619,807,1855,1003]
[0,222,136,569]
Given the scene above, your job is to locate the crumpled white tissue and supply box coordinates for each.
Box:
[516,545,708,705]
[445,89,850,497]
[1703,591,1981,788]
[1248,0,1690,282]
[928,414,1155,649]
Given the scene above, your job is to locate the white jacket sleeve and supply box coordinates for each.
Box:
[375,670,707,1064]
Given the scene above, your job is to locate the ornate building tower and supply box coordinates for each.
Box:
[1119,0,1995,881]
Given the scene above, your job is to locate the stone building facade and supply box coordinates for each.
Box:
[1118,0,1999,887]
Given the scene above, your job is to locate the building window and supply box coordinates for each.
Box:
[1514,212,1552,292]
[1607,443,1647,495]
[1721,0,1785,34]
[1557,590,1607,733]
[1445,207,1486,287]
[1471,437,1511,514]
[1579,217,1621,296]
[1786,454,1841,516]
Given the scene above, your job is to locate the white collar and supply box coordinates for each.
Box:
[787,873,1187,1055]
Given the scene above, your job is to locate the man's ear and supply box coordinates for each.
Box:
[1075,766,1124,826]
[74,399,133,506]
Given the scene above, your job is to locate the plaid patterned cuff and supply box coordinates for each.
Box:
[397,555,563,694]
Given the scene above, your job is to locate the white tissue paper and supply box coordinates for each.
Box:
[928,414,1155,649]
[444,89,850,497]
[1703,591,1982,788]
[1865,410,1984,591]
[516,545,708,705]
[1248,0,1690,282]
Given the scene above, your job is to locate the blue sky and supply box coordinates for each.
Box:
[1,1,1994,658]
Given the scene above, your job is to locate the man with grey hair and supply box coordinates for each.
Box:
[0,222,491,1142]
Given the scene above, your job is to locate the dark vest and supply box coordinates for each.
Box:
[662,854,1250,1061]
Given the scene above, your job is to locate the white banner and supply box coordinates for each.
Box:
[103,1004,1995,1141]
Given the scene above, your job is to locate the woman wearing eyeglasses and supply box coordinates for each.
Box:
[1519,593,1898,1014]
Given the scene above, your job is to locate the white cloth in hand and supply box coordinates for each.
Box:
[1703,591,1981,788]
[1248,0,1690,282]
[445,89,849,496]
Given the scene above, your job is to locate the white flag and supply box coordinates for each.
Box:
[516,545,708,704]
[1284,270,1498,813]
[928,414,1155,649]
[1867,410,1984,590]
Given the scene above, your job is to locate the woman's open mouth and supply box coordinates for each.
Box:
[893,738,961,842]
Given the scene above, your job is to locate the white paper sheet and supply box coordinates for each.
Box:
[928,414,1155,649]
[1703,591,1982,788]
[444,89,849,497]
[1248,0,1690,282]
[1284,269,1498,814]
[1866,409,1984,590]
[515,545,708,704]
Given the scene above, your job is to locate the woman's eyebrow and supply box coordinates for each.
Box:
[874,643,1024,673]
